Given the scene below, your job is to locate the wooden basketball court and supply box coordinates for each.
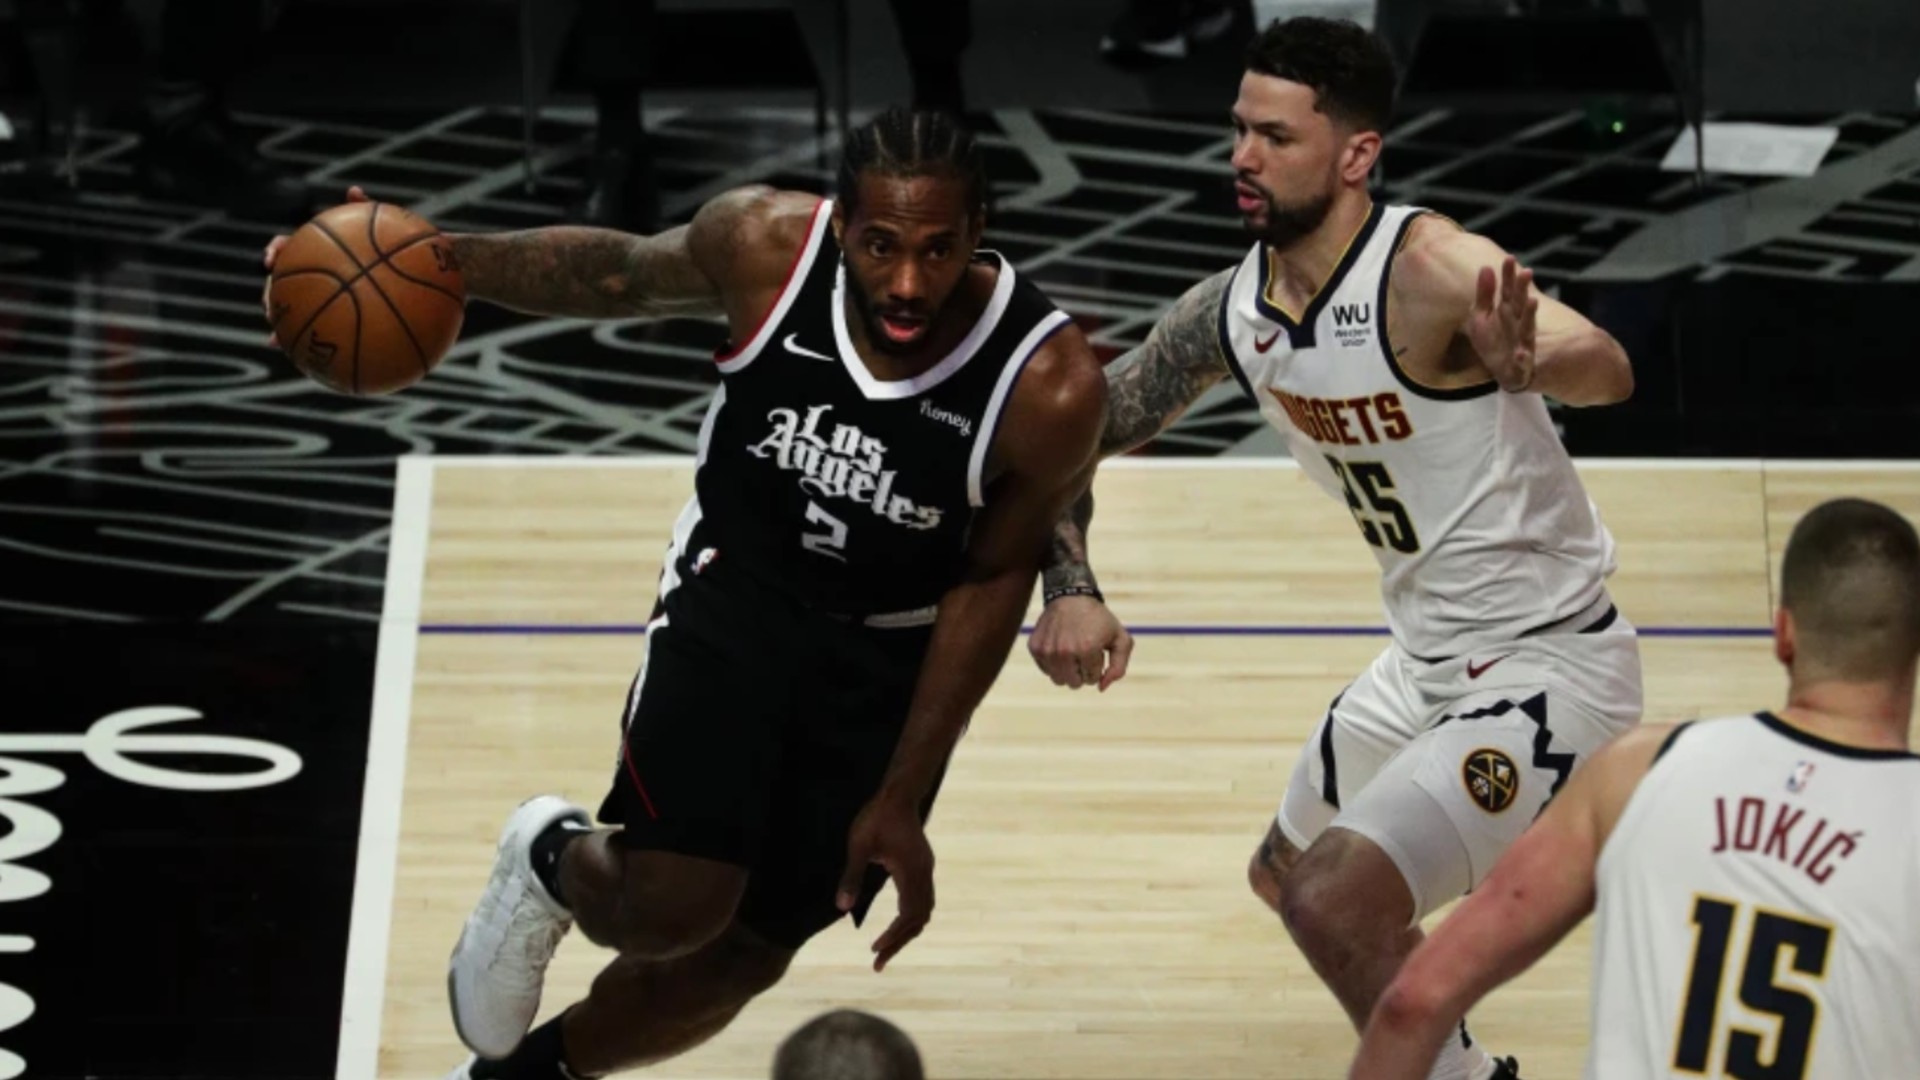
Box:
[342,458,1920,1080]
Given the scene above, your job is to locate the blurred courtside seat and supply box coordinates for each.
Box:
[513,0,852,193]
[0,0,84,188]
[1378,0,1704,181]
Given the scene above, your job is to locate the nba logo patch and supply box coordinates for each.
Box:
[693,547,719,575]
[1786,760,1815,793]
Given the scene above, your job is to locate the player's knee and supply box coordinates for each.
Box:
[1246,824,1296,914]
[1275,863,1353,952]
[613,897,735,960]
[1247,844,1284,913]
[712,929,795,999]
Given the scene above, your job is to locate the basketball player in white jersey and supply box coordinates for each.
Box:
[1353,497,1920,1079]
[1031,17,1640,1079]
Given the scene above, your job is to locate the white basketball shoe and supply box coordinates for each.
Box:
[447,795,590,1059]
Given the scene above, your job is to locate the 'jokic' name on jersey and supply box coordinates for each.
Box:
[747,404,942,531]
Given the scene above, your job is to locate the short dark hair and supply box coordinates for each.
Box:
[1780,497,1920,681]
[837,106,990,219]
[1244,17,1397,134]
[772,1009,925,1080]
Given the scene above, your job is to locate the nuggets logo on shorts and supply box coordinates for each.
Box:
[1463,748,1519,813]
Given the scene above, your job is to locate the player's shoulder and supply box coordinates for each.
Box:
[687,185,824,289]
[1016,318,1105,425]
[1390,212,1505,303]
[1601,723,1688,773]
[1583,723,1687,838]
[998,318,1105,474]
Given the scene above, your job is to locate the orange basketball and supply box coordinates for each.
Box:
[268,201,465,396]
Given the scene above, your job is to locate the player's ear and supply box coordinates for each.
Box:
[1342,129,1383,185]
[830,201,847,250]
[1774,607,1796,668]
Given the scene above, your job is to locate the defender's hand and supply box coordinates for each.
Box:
[1029,595,1133,691]
[1466,255,1539,393]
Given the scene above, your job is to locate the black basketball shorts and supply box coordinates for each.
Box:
[596,547,939,950]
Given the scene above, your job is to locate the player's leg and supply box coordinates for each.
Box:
[1247,652,1438,1022]
[538,615,939,1079]
[456,609,939,1079]
[1277,805,1461,1028]
[449,554,785,1061]
[735,616,945,972]
[557,827,745,959]
[559,922,792,1072]
[447,799,753,1062]
[1273,628,1641,1079]
[451,920,794,1079]
[1248,648,1411,914]
[1249,649,1506,1079]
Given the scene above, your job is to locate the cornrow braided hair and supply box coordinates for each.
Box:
[836,106,991,218]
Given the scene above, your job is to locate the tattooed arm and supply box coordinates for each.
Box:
[446,185,799,320]
[1028,267,1235,689]
[1093,267,1237,457]
[1042,268,1234,592]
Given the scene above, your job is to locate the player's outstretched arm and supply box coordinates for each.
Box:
[1350,724,1672,1080]
[1030,268,1233,690]
[1096,266,1237,457]
[1410,223,1633,406]
[836,322,1106,972]
[261,185,802,324]
[443,185,802,320]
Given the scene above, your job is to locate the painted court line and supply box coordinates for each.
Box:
[419,623,1771,638]
[424,454,1920,472]
[337,455,434,1080]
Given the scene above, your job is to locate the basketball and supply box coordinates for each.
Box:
[267,200,465,396]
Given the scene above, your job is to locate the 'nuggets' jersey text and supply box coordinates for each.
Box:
[1218,204,1617,659]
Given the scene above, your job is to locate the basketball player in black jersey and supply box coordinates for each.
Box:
[263,110,1104,1080]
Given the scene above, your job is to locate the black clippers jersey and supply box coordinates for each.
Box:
[689,198,1071,616]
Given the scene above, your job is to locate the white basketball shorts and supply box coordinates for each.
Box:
[1276,601,1643,922]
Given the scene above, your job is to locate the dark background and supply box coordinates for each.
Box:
[0,623,374,1078]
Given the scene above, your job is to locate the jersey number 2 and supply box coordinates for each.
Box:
[1325,456,1419,554]
[1673,896,1833,1079]
[802,501,849,563]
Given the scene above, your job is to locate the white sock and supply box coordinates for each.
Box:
[1424,1020,1495,1080]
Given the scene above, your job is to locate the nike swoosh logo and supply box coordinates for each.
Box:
[1254,329,1282,353]
[783,333,836,362]
[1466,654,1516,679]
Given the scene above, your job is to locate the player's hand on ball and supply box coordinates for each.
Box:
[1466,255,1539,393]
[836,794,934,973]
[1030,595,1133,691]
[262,189,463,395]
[260,186,371,348]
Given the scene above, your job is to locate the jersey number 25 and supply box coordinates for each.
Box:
[1325,456,1420,555]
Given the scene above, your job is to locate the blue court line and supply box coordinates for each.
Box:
[419,623,1773,638]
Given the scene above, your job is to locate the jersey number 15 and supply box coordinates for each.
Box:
[1673,896,1833,1080]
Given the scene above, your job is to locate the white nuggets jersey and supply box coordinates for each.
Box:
[1590,713,1920,1078]
[1218,204,1616,659]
